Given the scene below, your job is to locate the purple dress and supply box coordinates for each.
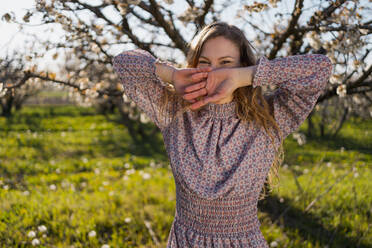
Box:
[113,49,333,247]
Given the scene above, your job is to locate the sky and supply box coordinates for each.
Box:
[0,0,370,72]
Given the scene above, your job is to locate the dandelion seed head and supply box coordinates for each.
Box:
[270,241,278,247]
[49,184,56,191]
[124,217,131,223]
[88,230,96,238]
[142,173,151,180]
[38,225,47,233]
[31,238,40,246]
[27,230,36,238]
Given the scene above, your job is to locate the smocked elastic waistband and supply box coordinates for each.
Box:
[175,187,260,236]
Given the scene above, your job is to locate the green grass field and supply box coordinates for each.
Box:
[0,105,371,248]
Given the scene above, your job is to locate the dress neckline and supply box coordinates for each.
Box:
[201,100,237,118]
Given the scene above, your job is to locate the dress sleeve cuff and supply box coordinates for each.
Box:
[252,56,271,88]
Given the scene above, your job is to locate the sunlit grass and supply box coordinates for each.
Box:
[0,105,371,247]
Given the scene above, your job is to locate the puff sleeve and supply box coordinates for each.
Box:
[112,49,180,131]
[252,54,333,142]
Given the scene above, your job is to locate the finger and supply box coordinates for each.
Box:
[183,88,208,101]
[189,93,221,110]
[190,72,208,83]
[189,98,207,110]
[184,81,206,93]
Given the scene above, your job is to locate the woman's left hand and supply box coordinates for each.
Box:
[182,67,239,110]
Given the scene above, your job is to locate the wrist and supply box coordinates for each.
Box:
[155,59,175,85]
[232,65,258,88]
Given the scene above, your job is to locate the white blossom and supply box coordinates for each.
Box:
[336,84,347,97]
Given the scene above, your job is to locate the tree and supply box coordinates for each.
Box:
[2,0,371,136]
[0,53,44,117]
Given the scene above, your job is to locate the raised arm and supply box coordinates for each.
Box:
[112,49,180,131]
[252,54,333,142]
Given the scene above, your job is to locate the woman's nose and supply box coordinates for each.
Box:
[210,64,219,69]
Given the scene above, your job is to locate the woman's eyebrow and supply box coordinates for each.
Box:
[199,55,234,60]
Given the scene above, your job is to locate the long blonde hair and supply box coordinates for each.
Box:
[159,22,284,199]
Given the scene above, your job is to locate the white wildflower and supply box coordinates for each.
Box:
[38,225,47,233]
[31,238,40,246]
[142,173,151,180]
[124,163,130,169]
[270,241,278,247]
[23,190,30,196]
[101,245,110,248]
[28,230,36,238]
[102,181,109,186]
[94,168,100,175]
[124,217,131,223]
[149,161,156,168]
[49,184,56,191]
[126,169,135,175]
[88,230,96,238]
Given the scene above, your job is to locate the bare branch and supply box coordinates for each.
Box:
[269,0,304,59]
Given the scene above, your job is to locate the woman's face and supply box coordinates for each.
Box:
[197,36,241,69]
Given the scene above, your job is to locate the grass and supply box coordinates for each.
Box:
[0,105,371,247]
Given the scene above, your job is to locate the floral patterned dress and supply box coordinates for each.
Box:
[113,49,332,247]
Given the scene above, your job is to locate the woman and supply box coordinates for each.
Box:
[113,22,332,247]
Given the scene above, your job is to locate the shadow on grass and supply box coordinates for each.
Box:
[258,195,369,248]
[306,134,372,155]
[0,105,97,132]
[96,114,169,161]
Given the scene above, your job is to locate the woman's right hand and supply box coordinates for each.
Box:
[172,67,212,101]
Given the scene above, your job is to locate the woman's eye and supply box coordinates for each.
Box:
[199,61,209,64]
[222,61,230,64]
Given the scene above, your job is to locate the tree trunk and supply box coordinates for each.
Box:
[307,110,314,137]
[332,107,349,138]
[1,97,14,117]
